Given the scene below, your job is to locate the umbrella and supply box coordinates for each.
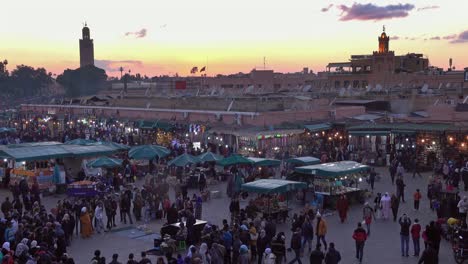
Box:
[87,157,123,168]
[217,154,254,167]
[96,141,130,151]
[167,153,200,167]
[64,139,96,145]
[128,145,170,160]
[198,151,223,162]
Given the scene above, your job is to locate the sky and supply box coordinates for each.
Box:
[1,0,467,77]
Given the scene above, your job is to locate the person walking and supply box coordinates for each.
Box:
[369,168,376,191]
[352,222,367,264]
[397,162,405,178]
[412,157,422,178]
[396,176,406,203]
[289,227,302,264]
[389,161,397,185]
[414,189,422,211]
[399,213,412,257]
[336,195,349,223]
[362,202,375,235]
[309,244,324,264]
[301,216,314,253]
[380,193,391,220]
[411,218,422,257]
[391,194,400,222]
[315,212,328,251]
[94,202,104,234]
[324,242,341,264]
[417,242,438,264]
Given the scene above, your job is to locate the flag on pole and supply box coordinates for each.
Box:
[200,66,206,72]
[190,66,198,74]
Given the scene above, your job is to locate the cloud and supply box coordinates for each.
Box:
[95,60,144,72]
[417,5,439,11]
[337,3,415,21]
[451,30,468,43]
[429,36,441,40]
[390,36,400,40]
[321,4,333,12]
[124,28,147,38]
[443,34,457,40]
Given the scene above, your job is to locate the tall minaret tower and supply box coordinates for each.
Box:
[378,25,390,54]
[79,23,94,67]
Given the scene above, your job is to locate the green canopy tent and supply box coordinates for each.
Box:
[95,141,130,151]
[241,179,307,194]
[64,139,96,145]
[128,145,170,160]
[286,156,320,166]
[87,157,123,168]
[247,157,281,167]
[197,151,223,162]
[217,154,254,167]
[167,153,200,167]
[241,179,308,214]
[294,161,369,177]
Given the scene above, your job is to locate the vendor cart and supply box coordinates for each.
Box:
[293,161,369,208]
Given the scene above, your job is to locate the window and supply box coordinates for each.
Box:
[334,81,340,88]
[353,80,359,88]
[344,80,350,87]
[274,84,281,89]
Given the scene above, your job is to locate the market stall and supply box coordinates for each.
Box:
[293,161,369,208]
[247,157,281,178]
[0,141,119,191]
[241,179,307,221]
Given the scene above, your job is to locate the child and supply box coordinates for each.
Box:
[414,189,422,211]
[411,218,421,256]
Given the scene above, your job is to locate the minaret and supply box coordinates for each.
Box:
[79,23,95,67]
[378,25,390,54]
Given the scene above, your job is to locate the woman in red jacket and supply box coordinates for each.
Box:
[352,222,368,264]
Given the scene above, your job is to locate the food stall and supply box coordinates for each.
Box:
[293,161,369,208]
[241,179,307,221]
[247,157,281,179]
[0,141,119,192]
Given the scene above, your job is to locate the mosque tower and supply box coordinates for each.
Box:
[378,25,390,54]
[79,23,94,67]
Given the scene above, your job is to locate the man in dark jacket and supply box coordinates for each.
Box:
[399,214,412,257]
[396,176,406,202]
[309,244,324,264]
[324,242,341,264]
[352,223,367,264]
[289,227,302,264]
[418,243,438,264]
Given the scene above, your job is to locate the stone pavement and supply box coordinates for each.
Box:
[1,166,458,263]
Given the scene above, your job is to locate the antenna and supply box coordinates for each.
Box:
[383,25,386,32]
[263,57,266,70]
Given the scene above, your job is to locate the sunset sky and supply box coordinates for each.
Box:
[1,0,467,77]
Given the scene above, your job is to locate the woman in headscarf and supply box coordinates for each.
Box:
[336,194,349,223]
[199,243,210,264]
[380,192,391,220]
[262,248,276,264]
[14,238,29,260]
[239,244,250,264]
[210,243,225,264]
[80,207,93,238]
